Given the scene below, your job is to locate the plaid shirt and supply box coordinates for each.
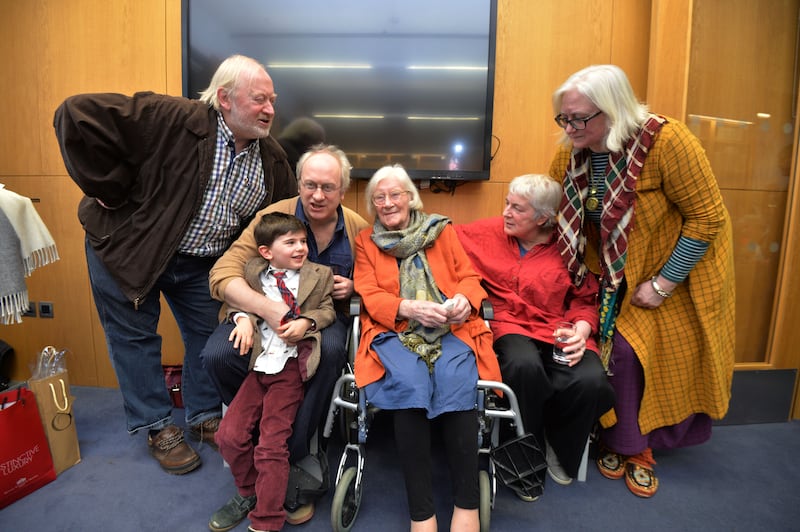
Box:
[550,118,735,434]
[179,114,266,256]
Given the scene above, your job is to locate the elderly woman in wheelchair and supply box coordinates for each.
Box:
[348,164,503,532]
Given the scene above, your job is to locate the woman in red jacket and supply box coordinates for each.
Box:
[457,174,614,493]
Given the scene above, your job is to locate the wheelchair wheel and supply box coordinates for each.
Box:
[330,466,361,532]
[479,470,491,532]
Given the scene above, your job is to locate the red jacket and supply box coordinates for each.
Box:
[456,217,600,351]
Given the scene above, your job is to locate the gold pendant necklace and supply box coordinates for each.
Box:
[586,191,600,211]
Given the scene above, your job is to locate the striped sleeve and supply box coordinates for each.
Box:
[660,235,709,282]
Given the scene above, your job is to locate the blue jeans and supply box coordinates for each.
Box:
[85,239,222,434]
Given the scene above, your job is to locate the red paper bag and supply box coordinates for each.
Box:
[0,387,56,509]
[163,365,183,408]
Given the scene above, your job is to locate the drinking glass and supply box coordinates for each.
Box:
[553,321,576,365]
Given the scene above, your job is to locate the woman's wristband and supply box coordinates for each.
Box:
[650,276,672,298]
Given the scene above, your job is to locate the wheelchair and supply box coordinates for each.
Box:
[322,297,547,532]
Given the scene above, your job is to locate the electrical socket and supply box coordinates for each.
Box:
[23,302,37,317]
[39,301,54,318]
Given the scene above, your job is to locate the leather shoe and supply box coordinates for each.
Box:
[148,425,200,474]
[190,416,221,449]
[209,493,257,532]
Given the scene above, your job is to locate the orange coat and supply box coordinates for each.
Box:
[353,223,501,388]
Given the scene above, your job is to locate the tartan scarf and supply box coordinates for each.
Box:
[371,210,451,371]
[557,114,666,287]
[556,114,666,368]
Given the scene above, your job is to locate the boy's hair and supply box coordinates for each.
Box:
[253,212,306,247]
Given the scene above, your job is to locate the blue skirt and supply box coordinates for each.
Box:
[364,332,478,419]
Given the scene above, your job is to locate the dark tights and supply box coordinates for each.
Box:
[393,408,479,521]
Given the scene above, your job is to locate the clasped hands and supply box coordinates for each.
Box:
[399,293,471,328]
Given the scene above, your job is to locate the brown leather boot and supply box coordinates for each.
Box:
[147,425,201,474]
[189,416,221,450]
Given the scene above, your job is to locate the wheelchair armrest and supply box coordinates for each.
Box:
[349,295,362,316]
[481,299,494,321]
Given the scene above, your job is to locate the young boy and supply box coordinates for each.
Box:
[210,212,336,532]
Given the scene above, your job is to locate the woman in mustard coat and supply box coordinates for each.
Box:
[550,64,735,499]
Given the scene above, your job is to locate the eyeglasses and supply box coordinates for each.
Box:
[554,111,603,130]
[300,180,340,194]
[372,190,409,206]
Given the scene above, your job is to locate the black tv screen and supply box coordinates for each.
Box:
[182,0,497,181]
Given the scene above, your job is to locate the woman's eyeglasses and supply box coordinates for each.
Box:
[372,190,409,206]
[554,111,603,130]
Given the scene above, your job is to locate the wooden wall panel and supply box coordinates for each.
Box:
[722,189,786,363]
[647,0,691,118]
[0,1,43,176]
[610,0,652,98]
[491,0,617,183]
[38,0,171,176]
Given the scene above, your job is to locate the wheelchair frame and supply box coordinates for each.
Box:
[321,297,546,532]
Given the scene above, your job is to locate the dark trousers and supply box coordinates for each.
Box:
[201,316,349,462]
[215,358,304,531]
[493,334,615,478]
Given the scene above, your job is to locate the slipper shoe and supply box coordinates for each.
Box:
[624,461,658,497]
[285,503,314,525]
[596,449,626,480]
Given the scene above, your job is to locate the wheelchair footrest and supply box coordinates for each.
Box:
[490,432,547,499]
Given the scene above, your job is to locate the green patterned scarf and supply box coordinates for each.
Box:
[371,210,451,371]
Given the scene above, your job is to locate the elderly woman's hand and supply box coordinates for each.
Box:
[555,319,592,367]
[398,299,450,328]
[444,293,471,324]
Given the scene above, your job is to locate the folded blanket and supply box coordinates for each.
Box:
[0,186,59,324]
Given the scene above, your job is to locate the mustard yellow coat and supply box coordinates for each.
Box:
[550,118,735,434]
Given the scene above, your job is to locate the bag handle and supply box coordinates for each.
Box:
[48,379,73,431]
[49,379,69,412]
[0,387,23,410]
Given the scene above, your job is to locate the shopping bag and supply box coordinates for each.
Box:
[0,387,57,509]
[162,365,183,408]
[28,371,81,475]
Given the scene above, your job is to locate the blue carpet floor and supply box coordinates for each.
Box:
[3,385,800,531]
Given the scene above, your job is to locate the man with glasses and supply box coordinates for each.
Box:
[203,144,368,529]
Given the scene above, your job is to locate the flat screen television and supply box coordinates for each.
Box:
[182,0,497,182]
